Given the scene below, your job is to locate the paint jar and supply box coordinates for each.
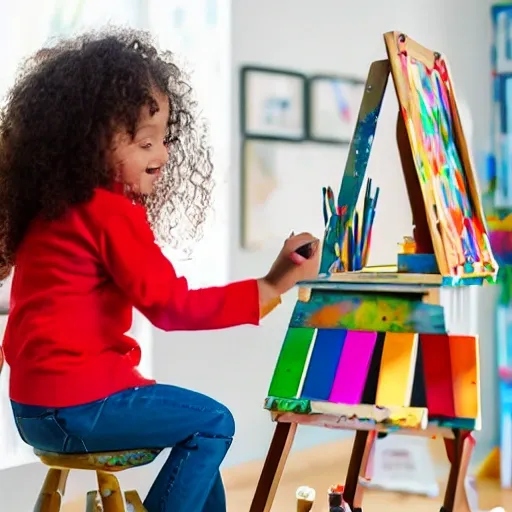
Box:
[328,485,346,511]
[295,486,315,512]
[398,236,416,254]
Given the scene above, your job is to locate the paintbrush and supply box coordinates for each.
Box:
[322,187,329,227]
[296,486,316,512]
[288,231,317,260]
[353,212,360,270]
[326,186,336,216]
[347,226,354,271]
[361,186,379,267]
[360,179,372,246]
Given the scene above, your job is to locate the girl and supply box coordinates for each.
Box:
[0,28,320,511]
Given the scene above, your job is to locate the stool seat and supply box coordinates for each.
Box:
[34,447,162,472]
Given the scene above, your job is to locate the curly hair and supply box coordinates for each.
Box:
[0,27,214,279]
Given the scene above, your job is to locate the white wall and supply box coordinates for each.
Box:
[0,0,498,508]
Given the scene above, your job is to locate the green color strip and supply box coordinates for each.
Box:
[267,328,316,398]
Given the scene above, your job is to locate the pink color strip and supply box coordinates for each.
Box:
[329,331,378,404]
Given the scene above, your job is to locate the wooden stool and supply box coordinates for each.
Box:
[34,448,162,511]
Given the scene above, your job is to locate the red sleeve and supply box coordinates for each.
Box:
[99,206,260,331]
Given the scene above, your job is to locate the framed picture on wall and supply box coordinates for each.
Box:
[240,66,307,141]
[241,138,338,250]
[241,139,278,249]
[307,75,366,144]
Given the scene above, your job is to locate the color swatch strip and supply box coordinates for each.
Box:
[267,327,480,422]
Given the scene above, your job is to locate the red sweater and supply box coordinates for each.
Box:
[3,188,260,407]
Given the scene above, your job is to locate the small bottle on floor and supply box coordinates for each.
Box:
[328,484,350,512]
[295,486,315,512]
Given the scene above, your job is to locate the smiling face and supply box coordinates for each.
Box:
[110,89,170,198]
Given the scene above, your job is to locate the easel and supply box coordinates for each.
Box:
[250,339,476,512]
[249,31,496,512]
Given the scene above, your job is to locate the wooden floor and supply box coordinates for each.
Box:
[223,438,510,511]
[64,437,511,511]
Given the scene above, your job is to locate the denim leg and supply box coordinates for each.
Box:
[11,384,234,512]
[144,437,231,512]
[202,472,227,511]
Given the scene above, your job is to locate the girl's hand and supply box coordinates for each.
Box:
[258,233,320,306]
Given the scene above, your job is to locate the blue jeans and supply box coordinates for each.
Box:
[11,384,235,511]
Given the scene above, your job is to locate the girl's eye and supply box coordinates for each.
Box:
[141,142,152,149]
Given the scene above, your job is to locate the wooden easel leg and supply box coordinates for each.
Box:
[125,490,146,511]
[396,112,434,254]
[249,422,297,512]
[344,430,375,512]
[33,468,70,512]
[97,471,126,511]
[332,59,390,241]
[441,430,475,512]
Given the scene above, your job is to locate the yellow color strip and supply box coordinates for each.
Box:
[376,332,418,407]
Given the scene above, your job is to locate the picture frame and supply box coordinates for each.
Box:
[240,66,307,142]
[240,138,278,249]
[240,137,338,251]
[307,74,366,144]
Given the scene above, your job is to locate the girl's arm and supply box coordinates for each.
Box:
[99,207,280,331]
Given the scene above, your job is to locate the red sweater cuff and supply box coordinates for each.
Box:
[231,278,260,326]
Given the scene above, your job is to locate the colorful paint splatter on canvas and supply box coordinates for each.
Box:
[398,46,497,277]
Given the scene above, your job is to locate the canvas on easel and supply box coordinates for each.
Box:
[384,32,497,280]
[249,31,496,512]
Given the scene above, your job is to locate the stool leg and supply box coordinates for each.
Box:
[97,471,126,511]
[86,491,102,512]
[125,490,146,511]
[34,468,69,512]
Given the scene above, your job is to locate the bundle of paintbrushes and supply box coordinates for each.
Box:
[321,179,380,273]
